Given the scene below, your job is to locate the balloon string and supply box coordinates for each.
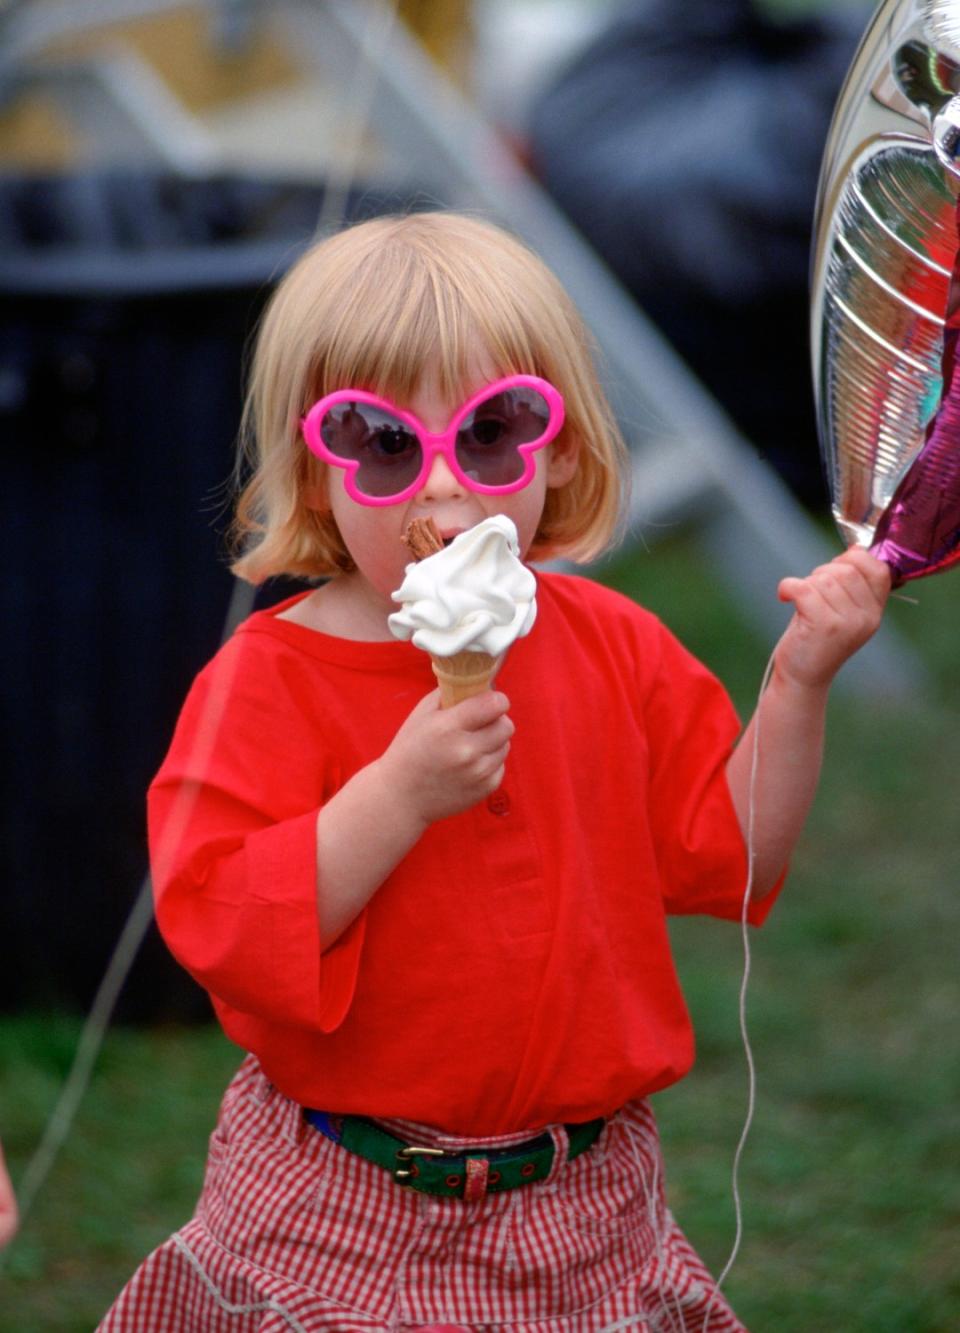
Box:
[701,644,777,1331]
[595,643,776,1333]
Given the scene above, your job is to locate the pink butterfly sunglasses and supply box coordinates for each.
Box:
[300,374,565,506]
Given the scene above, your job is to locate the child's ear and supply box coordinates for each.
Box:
[546,434,580,489]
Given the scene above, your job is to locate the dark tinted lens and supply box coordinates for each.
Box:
[320,402,422,497]
[455,387,551,486]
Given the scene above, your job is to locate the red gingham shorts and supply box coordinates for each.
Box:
[98,1055,746,1332]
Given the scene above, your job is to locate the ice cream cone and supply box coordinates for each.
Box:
[430,650,498,707]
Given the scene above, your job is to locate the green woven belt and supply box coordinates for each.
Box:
[304,1110,605,1199]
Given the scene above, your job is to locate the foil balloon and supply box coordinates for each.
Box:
[812,0,960,582]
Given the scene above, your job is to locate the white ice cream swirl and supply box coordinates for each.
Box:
[389,515,537,657]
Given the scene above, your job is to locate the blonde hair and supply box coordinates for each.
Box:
[231,212,628,582]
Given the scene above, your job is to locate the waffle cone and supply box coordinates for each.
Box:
[430,650,498,708]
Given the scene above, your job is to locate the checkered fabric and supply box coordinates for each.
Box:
[98,1057,746,1332]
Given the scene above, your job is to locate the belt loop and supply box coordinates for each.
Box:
[544,1125,570,1187]
[464,1157,490,1203]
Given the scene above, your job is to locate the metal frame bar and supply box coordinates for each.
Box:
[9,46,219,171]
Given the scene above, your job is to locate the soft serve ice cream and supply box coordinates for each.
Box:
[389,515,537,657]
[389,514,537,705]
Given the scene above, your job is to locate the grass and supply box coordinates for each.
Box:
[3,532,960,1329]
[0,1019,239,1331]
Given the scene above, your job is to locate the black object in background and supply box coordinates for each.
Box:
[529,0,867,505]
[0,172,421,1021]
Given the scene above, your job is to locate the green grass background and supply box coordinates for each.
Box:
[2,532,959,1330]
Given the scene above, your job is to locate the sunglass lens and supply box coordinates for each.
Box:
[456,387,552,486]
[320,402,422,498]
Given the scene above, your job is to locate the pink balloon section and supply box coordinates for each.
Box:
[870,197,960,583]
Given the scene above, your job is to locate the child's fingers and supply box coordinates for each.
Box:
[406,687,444,717]
[777,574,806,606]
[835,545,893,605]
[472,716,514,756]
[778,549,892,617]
[426,692,512,766]
[402,688,509,727]
[772,548,892,689]
[458,718,513,772]
[778,571,845,616]
[447,690,511,730]
[480,740,511,778]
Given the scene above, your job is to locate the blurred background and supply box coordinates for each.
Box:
[1,1,958,1328]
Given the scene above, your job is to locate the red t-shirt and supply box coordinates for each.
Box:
[149,572,781,1135]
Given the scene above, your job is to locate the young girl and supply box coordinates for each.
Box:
[100,212,889,1332]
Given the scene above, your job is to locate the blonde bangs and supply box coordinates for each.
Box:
[313,221,545,405]
[230,212,628,584]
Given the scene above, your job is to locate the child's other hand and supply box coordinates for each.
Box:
[380,689,514,828]
[775,547,892,691]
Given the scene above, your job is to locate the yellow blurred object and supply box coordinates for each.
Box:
[0,3,299,168]
[399,0,472,84]
[45,6,297,113]
[0,92,79,170]
[0,0,474,170]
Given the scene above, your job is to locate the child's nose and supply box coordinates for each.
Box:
[418,450,466,501]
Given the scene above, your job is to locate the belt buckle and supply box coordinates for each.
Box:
[394,1143,446,1186]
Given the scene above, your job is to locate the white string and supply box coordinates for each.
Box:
[596,643,777,1333]
[700,645,777,1331]
[591,1113,683,1333]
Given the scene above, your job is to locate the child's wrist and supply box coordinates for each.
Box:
[769,656,834,705]
[368,756,431,840]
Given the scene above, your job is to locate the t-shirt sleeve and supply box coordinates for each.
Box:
[147,635,364,1032]
[642,620,784,925]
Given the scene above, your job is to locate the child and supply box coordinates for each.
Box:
[100,212,890,1332]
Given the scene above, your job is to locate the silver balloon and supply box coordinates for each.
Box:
[812,0,960,577]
